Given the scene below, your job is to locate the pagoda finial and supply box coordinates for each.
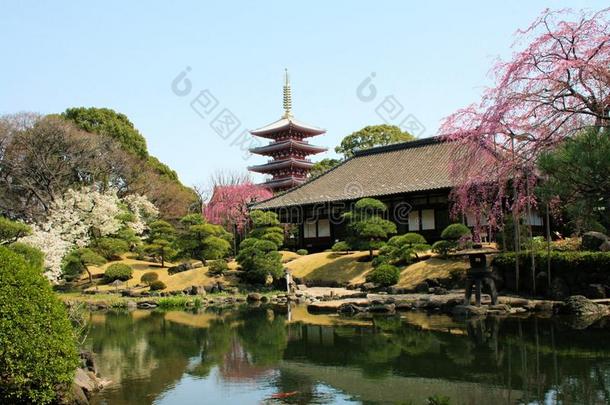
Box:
[282,68,293,119]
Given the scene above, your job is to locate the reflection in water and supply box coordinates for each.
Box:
[87,306,610,405]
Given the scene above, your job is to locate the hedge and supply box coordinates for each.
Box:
[493,251,610,274]
[0,247,78,403]
[493,251,610,292]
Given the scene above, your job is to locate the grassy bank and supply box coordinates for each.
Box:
[285,251,468,289]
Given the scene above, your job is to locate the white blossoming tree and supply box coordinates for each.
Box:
[21,187,159,282]
[123,194,159,235]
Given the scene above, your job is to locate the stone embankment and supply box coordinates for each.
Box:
[72,285,357,310]
[307,289,610,321]
[69,283,610,325]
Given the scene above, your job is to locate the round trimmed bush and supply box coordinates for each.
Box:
[403,232,427,245]
[432,240,453,257]
[332,241,351,254]
[104,263,133,282]
[0,247,78,403]
[140,271,159,285]
[208,259,228,275]
[389,233,427,247]
[296,249,308,256]
[441,223,471,241]
[149,279,166,291]
[366,264,400,286]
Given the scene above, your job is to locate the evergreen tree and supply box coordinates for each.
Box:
[236,210,284,284]
[144,220,177,267]
[178,214,232,264]
[344,198,397,259]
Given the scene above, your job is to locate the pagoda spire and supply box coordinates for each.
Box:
[282,68,293,118]
[248,70,326,192]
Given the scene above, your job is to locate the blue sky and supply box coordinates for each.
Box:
[1,1,605,186]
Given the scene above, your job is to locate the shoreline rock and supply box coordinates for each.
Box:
[69,351,110,404]
[555,295,610,317]
[64,288,610,325]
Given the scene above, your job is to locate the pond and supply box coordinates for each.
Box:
[85,305,610,405]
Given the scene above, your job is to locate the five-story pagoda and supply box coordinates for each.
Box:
[248,70,327,192]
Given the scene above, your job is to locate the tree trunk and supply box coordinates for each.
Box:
[525,177,536,296]
[369,239,373,260]
[85,266,93,284]
[545,203,552,292]
[161,253,165,268]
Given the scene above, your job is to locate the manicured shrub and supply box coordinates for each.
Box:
[104,263,133,282]
[237,238,283,284]
[389,233,427,247]
[432,240,453,258]
[332,241,351,254]
[208,259,228,275]
[149,279,167,291]
[344,198,397,260]
[248,210,284,249]
[377,233,429,265]
[0,247,78,404]
[296,249,308,256]
[140,271,159,285]
[371,254,390,267]
[7,242,45,271]
[366,264,400,286]
[440,223,471,241]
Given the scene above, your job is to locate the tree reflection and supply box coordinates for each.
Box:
[188,318,233,378]
[87,308,610,405]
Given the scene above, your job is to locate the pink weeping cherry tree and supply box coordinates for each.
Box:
[440,8,610,293]
[443,7,610,230]
[203,183,273,234]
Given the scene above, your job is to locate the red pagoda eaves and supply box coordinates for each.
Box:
[248,70,327,192]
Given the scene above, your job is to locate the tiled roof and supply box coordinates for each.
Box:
[252,136,455,209]
[248,158,314,173]
[250,117,326,136]
[249,139,327,155]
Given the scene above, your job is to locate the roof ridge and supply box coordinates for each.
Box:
[353,136,446,157]
[251,135,452,209]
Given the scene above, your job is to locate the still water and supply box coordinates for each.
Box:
[86,305,610,405]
